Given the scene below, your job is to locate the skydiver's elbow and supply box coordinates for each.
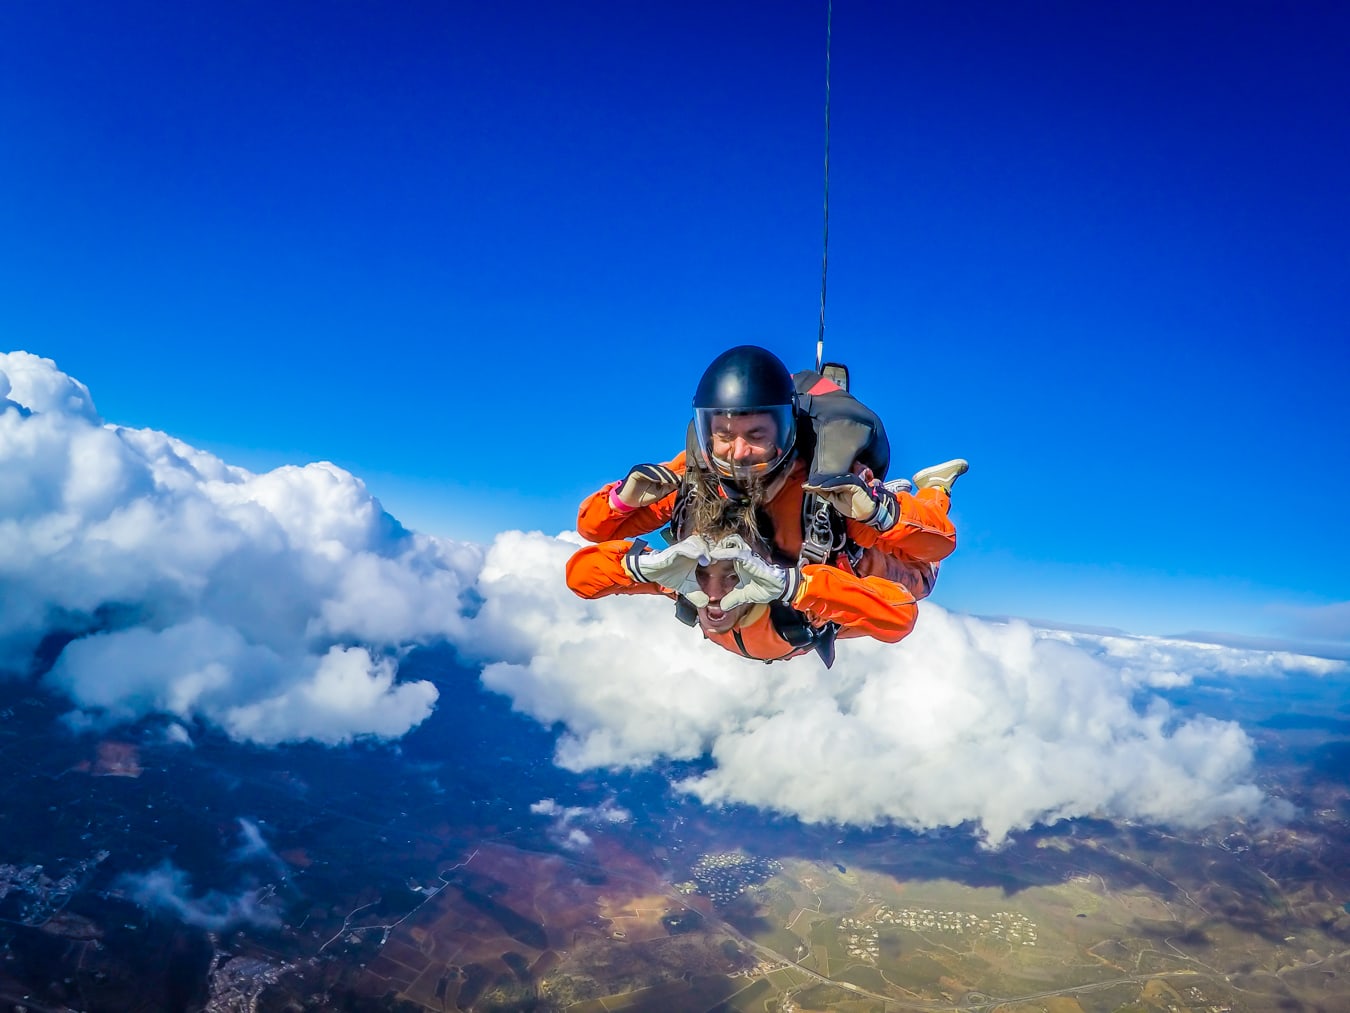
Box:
[875,604,918,643]
[564,549,605,599]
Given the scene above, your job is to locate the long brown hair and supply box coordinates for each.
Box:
[683,466,775,558]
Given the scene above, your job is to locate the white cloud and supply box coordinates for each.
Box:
[116,861,281,932]
[2,351,479,744]
[468,533,1339,846]
[5,350,1343,845]
[1037,626,1346,685]
[530,797,631,850]
[230,818,291,880]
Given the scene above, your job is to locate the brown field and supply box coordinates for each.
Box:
[356,840,748,1010]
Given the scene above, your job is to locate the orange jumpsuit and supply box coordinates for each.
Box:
[566,539,918,662]
[576,452,956,588]
[570,451,957,660]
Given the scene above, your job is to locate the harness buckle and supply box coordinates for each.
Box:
[798,496,844,567]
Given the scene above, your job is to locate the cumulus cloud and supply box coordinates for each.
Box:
[530,797,631,850]
[6,350,1343,845]
[469,533,1341,845]
[1,351,479,744]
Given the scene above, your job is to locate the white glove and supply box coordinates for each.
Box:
[624,534,712,607]
[616,463,681,508]
[708,535,802,611]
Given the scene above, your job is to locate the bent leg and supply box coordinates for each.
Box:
[854,546,939,601]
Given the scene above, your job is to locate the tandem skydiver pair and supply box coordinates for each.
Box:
[565,345,968,666]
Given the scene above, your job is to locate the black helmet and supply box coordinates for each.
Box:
[692,345,797,489]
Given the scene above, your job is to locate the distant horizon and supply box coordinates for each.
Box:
[969,612,1350,663]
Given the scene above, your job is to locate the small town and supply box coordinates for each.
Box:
[868,904,1038,945]
[838,916,881,962]
[676,852,783,906]
[0,852,110,926]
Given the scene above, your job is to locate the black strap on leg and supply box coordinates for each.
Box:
[768,604,839,668]
[814,622,838,669]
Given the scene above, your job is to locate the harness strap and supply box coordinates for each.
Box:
[673,596,698,627]
[799,493,845,567]
[768,602,839,669]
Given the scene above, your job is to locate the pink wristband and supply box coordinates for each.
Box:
[608,484,640,514]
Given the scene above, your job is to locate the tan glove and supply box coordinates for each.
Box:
[615,463,681,508]
[802,473,897,529]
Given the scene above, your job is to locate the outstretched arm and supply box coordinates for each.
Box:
[565,541,664,600]
[565,534,710,604]
[845,486,956,562]
[794,564,918,643]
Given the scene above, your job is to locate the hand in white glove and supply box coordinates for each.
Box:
[624,534,712,607]
[708,535,802,611]
[802,473,898,530]
[616,463,681,508]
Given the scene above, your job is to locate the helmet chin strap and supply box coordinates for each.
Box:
[715,450,797,503]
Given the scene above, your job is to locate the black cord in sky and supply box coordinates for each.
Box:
[815,0,833,373]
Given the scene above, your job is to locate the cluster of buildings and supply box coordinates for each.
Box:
[202,950,306,1013]
[0,852,109,926]
[675,852,783,905]
[731,958,790,979]
[870,904,1038,945]
[838,916,880,962]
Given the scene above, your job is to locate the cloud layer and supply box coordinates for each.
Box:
[4,351,1344,844]
[471,535,1337,844]
[2,351,479,744]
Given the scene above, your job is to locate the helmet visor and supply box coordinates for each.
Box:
[694,405,796,482]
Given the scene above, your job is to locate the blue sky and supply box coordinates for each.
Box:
[2,1,1347,651]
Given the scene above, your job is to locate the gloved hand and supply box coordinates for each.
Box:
[709,535,802,611]
[802,473,898,530]
[615,463,681,508]
[624,534,712,607]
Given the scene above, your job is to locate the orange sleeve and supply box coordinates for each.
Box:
[845,486,956,563]
[565,541,669,601]
[576,452,688,543]
[792,563,918,644]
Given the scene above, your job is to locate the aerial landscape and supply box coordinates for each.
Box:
[4,2,1350,1011]
[1,646,1346,1011]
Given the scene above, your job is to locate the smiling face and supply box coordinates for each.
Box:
[695,559,751,634]
[693,404,796,485]
[708,411,782,469]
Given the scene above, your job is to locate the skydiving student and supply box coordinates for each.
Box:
[568,527,937,663]
[565,344,968,664]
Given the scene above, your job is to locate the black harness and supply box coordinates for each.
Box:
[672,594,838,667]
[660,370,887,668]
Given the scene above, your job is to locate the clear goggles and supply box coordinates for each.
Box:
[693,405,795,481]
